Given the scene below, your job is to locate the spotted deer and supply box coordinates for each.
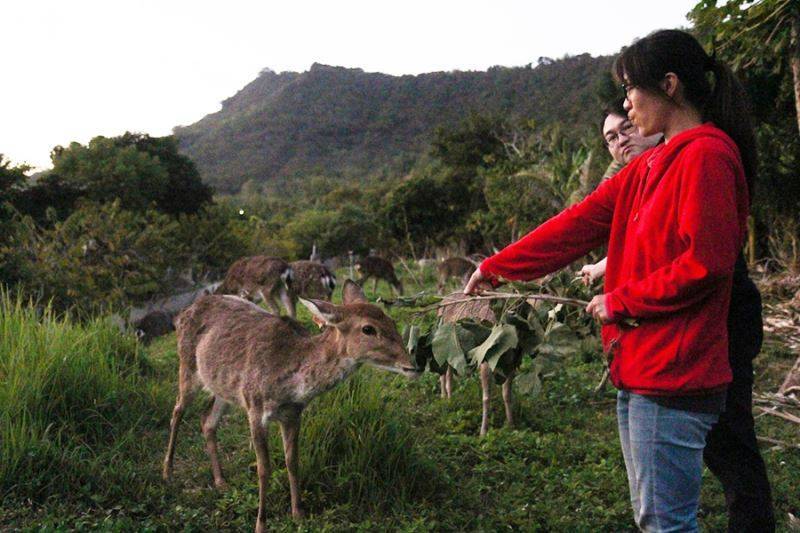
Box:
[289,260,336,302]
[354,256,403,296]
[215,256,295,318]
[438,292,515,436]
[162,280,419,532]
[436,257,476,294]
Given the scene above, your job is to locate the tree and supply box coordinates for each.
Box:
[690,0,800,136]
[431,113,508,171]
[0,155,29,214]
[113,132,213,215]
[51,137,169,212]
[0,155,33,286]
[14,173,82,225]
[49,133,213,215]
[691,0,800,262]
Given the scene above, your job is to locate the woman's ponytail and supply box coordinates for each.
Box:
[706,59,757,193]
[614,30,758,197]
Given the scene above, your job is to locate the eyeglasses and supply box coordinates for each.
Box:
[620,82,636,96]
[604,121,636,146]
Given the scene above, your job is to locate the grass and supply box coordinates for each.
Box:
[0,290,168,501]
[1,271,798,531]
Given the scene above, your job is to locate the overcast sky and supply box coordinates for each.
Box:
[1,0,697,170]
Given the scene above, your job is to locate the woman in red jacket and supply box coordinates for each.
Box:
[465,30,758,532]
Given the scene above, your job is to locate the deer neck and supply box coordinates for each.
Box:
[292,326,359,403]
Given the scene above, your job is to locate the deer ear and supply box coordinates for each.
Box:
[298,298,341,325]
[342,279,367,304]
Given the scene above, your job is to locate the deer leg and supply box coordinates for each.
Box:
[502,370,515,429]
[439,366,453,399]
[262,291,281,315]
[201,395,229,488]
[279,287,296,319]
[163,366,196,481]
[392,281,403,297]
[372,278,378,295]
[479,362,491,437]
[247,407,272,533]
[279,408,305,519]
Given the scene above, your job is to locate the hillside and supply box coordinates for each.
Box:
[174,55,615,193]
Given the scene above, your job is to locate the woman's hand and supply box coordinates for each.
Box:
[463,267,490,295]
[586,294,612,324]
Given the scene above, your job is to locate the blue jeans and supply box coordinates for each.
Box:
[617,391,719,532]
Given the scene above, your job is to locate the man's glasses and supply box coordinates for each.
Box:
[604,122,636,146]
[620,82,636,96]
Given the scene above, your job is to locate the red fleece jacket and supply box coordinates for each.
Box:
[480,124,749,395]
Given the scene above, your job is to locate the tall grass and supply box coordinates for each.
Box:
[0,290,162,499]
[296,371,441,513]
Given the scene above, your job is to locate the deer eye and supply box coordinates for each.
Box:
[361,325,377,336]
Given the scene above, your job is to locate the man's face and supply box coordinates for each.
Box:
[602,113,661,165]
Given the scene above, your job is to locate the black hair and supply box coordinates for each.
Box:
[600,97,628,137]
[613,29,757,194]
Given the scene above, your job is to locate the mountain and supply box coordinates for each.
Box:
[174,54,615,194]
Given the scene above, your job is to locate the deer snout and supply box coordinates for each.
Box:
[365,343,420,378]
[393,346,421,378]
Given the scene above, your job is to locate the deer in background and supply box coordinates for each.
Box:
[355,256,403,296]
[438,292,515,436]
[436,257,476,294]
[162,280,419,532]
[215,256,295,318]
[289,260,336,302]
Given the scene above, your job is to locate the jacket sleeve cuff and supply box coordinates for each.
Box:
[478,263,503,288]
[605,292,626,323]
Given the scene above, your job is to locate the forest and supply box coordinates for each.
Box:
[1,0,799,530]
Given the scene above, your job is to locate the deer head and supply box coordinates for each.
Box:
[299,280,419,377]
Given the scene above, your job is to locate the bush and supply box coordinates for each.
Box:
[26,200,186,313]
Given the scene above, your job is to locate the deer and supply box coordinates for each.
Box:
[436,257,476,294]
[354,256,403,296]
[438,292,515,437]
[288,260,336,302]
[162,280,419,532]
[215,256,295,318]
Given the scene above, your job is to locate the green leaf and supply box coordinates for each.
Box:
[457,319,492,344]
[432,323,459,367]
[468,323,518,367]
[515,360,544,397]
[515,371,541,396]
[503,310,541,358]
[403,325,432,371]
[431,322,475,376]
[403,325,421,359]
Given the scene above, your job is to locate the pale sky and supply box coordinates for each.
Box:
[1,0,697,171]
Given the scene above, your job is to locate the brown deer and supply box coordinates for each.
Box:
[354,256,403,296]
[438,292,515,436]
[215,256,295,318]
[436,257,476,294]
[162,280,418,532]
[289,260,336,301]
